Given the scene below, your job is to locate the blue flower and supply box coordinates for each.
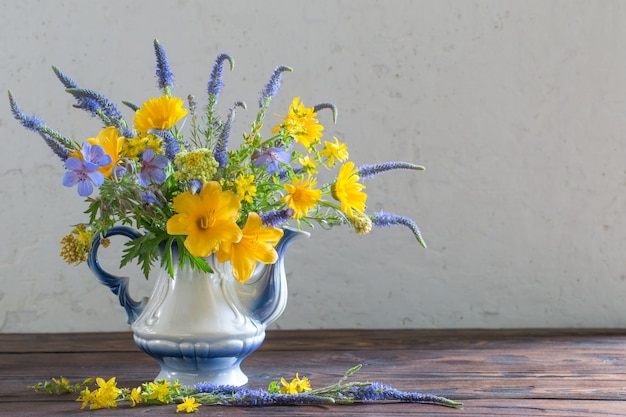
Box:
[252,146,291,174]
[153,39,174,91]
[371,211,426,248]
[259,65,292,108]
[138,148,169,187]
[62,143,111,196]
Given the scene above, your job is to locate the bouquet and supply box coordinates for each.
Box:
[8,39,426,283]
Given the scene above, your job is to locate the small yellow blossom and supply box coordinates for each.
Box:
[77,377,120,410]
[120,134,163,159]
[147,380,172,403]
[176,396,201,413]
[331,161,367,218]
[319,137,349,167]
[130,387,142,407]
[279,373,312,394]
[173,149,219,183]
[59,225,93,265]
[134,95,188,133]
[272,97,324,149]
[298,155,318,174]
[281,175,321,219]
[351,211,372,235]
[234,174,257,204]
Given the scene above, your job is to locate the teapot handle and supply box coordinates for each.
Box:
[87,226,148,325]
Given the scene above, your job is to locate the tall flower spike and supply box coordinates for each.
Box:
[8,90,73,160]
[150,129,181,161]
[207,53,235,100]
[357,162,425,180]
[51,66,101,117]
[214,101,246,168]
[153,39,174,93]
[259,65,292,108]
[371,211,427,248]
[313,102,338,124]
[65,88,129,136]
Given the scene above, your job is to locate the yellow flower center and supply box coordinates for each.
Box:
[198,210,216,230]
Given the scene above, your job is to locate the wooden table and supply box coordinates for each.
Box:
[1,329,626,416]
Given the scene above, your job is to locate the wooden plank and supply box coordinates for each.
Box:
[2,330,626,416]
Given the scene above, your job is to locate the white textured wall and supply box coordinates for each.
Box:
[1,1,625,332]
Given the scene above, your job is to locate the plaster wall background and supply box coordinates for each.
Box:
[1,0,625,332]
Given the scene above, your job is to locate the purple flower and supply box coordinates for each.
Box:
[252,146,291,174]
[259,65,292,108]
[138,148,169,187]
[62,143,111,197]
[260,208,294,227]
[371,211,426,248]
[357,161,425,180]
[141,190,163,206]
[153,39,174,90]
[207,53,234,98]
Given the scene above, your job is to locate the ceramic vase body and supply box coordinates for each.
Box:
[87,226,308,386]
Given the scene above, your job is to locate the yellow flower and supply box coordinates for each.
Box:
[319,137,349,167]
[298,155,318,174]
[147,380,172,403]
[281,175,321,219]
[120,134,163,159]
[331,161,367,218]
[133,95,188,133]
[173,149,219,183]
[176,396,201,413]
[234,174,257,204]
[272,97,323,149]
[216,212,284,283]
[279,373,312,394]
[166,181,242,257]
[59,225,93,265]
[77,387,96,410]
[130,387,142,407]
[87,377,120,410]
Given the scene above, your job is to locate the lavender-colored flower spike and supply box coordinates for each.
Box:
[357,162,425,180]
[150,129,180,161]
[371,211,427,248]
[260,208,295,227]
[207,53,235,98]
[8,90,72,160]
[65,88,126,131]
[313,102,338,124]
[153,39,174,92]
[259,65,292,108]
[214,101,245,168]
[51,66,101,117]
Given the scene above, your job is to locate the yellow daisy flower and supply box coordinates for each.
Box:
[279,373,312,394]
[166,181,242,257]
[281,175,321,219]
[298,155,318,174]
[216,212,284,283]
[133,95,188,133]
[176,396,201,413]
[272,97,323,149]
[331,161,367,218]
[319,137,349,167]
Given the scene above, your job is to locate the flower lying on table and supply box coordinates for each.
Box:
[8,39,426,281]
[32,365,462,412]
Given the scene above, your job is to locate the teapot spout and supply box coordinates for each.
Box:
[232,227,309,326]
